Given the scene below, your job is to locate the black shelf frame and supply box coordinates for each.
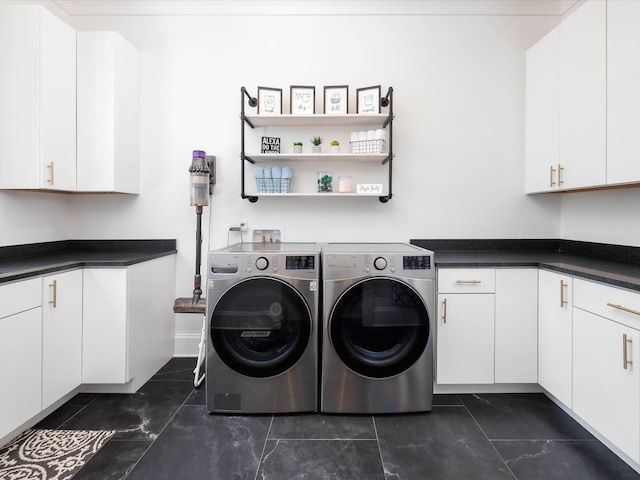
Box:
[240,85,394,203]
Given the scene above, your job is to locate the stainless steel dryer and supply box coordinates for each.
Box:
[205,242,320,413]
[321,243,435,413]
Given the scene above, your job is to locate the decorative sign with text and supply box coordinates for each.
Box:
[356,184,383,194]
[261,137,281,153]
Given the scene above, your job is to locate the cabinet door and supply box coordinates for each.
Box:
[525,25,560,193]
[436,293,495,384]
[538,270,573,407]
[0,5,75,191]
[0,307,42,439]
[77,31,140,194]
[559,0,606,190]
[82,268,130,384]
[573,308,640,463]
[495,269,538,383]
[607,0,640,186]
[42,270,83,409]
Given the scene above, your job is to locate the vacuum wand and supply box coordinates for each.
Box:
[192,204,203,305]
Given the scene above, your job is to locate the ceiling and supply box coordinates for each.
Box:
[35,0,579,16]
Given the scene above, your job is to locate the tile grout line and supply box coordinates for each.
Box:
[253,415,275,480]
[460,398,518,480]
[54,393,103,430]
[371,416,388,480]
[121,382,198,480]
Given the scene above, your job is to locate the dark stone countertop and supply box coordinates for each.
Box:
[0,240,177,284]
[411,239,640,292]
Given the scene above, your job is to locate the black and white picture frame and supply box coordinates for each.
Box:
[290,85,315,115]
[356,85,381,114]
[323,85,349,114]
[257,86,282,115]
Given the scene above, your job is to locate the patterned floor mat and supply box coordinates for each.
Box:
[0,429,115,480]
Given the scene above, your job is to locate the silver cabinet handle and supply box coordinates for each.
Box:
[455,280,481,284]
[442,298,447,324]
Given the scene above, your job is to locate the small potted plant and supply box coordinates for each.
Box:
[311,136,322,153]
[293,141,303,154]
[317,172,333,192]
[331,140,340,154]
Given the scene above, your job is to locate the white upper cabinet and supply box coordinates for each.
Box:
[525,26,559,193]
[607,0,640,186]
[0,5,76,191]
[77,31,141,193]
[559,0,607,190]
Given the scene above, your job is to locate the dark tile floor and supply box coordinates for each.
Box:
[33,357,640,480]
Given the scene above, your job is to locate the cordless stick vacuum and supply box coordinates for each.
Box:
[189,150,215,387]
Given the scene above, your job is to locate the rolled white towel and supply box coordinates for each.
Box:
[367,130,375,140]
[358,131,367,141]
[350,131,359,142]
[282,167,294,178]
[375,129,387,140]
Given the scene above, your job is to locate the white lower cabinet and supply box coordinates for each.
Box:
[437,268,538,385]
[437,292,496,384]
[42,270,83,410]
[82,255,175,392]
[538,269,573,407]
[0,278,43,440]
[573,278,640,464]
[437,269,496,384]
[495,269,538,383]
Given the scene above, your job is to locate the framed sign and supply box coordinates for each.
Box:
[257,86,282,115]
[356,85,381,114]
[323,85,348,114]
[261,136,281,153]
[290,85,315,114]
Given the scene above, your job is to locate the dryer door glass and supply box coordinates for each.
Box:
[210,277,312,378]
[330,278,429,378]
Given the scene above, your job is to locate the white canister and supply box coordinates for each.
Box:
[338,176,353,193]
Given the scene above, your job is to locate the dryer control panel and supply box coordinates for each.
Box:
[323,253,435,281]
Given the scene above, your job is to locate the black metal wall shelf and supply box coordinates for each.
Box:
[240,86,394,203]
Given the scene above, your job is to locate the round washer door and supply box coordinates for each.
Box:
[329,277,430,379]
[210,277,312,378]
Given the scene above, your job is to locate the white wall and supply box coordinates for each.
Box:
[0,191,70,245]
[2,5,566,353]
[560,188,640,246]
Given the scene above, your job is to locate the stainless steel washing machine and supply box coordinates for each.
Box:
[321,243,435,413]
[205,242,320,413]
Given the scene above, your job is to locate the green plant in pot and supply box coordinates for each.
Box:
[311,136,322,153]
[293,141,303,153]
[330,140,340,153]
[317,173,333,192]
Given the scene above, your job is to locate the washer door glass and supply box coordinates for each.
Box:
[210,277,312,378]
[330,278,429,379]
